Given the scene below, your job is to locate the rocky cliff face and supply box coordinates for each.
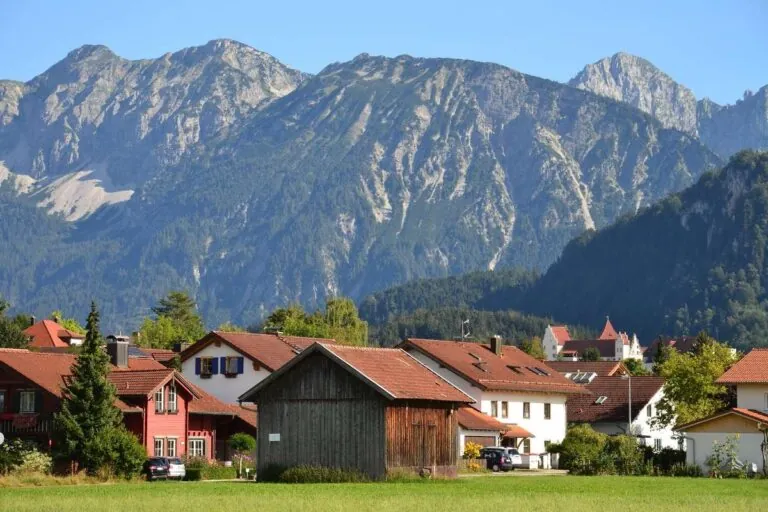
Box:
[0,45,722,328]
[571,53,768,159]
[0,39,306,220]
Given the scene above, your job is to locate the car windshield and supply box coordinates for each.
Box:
[168,458,183,464]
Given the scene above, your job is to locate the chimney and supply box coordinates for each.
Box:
[490,335,503,356]
[173,342,191,353]
[107,336,129,368]
[30,315,36,327]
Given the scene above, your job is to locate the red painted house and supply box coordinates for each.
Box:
[0,339,255,460]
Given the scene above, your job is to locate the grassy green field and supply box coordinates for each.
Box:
[0,476,766,512]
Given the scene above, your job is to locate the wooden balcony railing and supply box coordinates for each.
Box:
[0,414,53,434]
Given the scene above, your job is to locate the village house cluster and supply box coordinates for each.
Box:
[1,317,766,479]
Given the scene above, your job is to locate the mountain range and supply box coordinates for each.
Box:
[0,40,765,331]
[363,151,768,351]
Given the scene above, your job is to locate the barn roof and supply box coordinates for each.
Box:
[238,343,474,404]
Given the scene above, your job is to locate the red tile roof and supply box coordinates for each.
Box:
[108,369,183,397]
[240,343,474,403]
[457,406,506,431]
[546,361,627,377]
[677,407,768,431]
[138,348,178,363]
[717,348,768,384]
[550,326,571,345]
[22,320,83,348]
[321,344,473,402]
[502,425,534,439]
[567,376,664,423]
[402,339,588,395]
[187,382,257,429]
[181,331,334,372]
[599,319,619,340]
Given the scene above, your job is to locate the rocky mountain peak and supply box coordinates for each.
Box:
[570,52,698,135]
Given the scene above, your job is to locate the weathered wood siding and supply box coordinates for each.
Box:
[385,402,459,477]
[256,353,387,479]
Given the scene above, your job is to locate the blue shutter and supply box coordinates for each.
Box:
[220,357,227,374]
[211,357,219,375]
[237,357,244,374]
[195,358,201,375]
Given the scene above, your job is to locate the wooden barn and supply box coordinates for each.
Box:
[238,343,473,480]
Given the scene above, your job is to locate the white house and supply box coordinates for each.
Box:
[565,375,678,450]
[400,337,588,456]
[456,406,506,456]
[542,319,642,362]
[678,348,768,473]
[180,331,334,404]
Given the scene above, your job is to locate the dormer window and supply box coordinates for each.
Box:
[595,396,608,405]
[508,365,522,374]
[155,388,164,413]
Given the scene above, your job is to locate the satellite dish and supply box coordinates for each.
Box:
[0,432,4,446]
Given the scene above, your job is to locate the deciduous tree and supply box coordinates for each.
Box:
[519,336,545,359]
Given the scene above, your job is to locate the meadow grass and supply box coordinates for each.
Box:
[0,476,766,512]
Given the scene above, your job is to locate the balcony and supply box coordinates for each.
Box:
[0,413,53,434]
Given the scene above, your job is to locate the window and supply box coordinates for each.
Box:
[544,403,551,420]
[646,404,653,417]
[491,401,498,417]
[19,391,35,413]
[154,438,164,457]
[189,438,205,458]
[654,439,662,451]
[154,388,164,413]
[523,439,531,454]
[224,356,240,375]
[199,357,214,377]
[0,390,5,412]
[501,401,509,419]
[168,384,177,413]
[167,438,177,457]
[523,402,530,419]
[595,396,608,404]
[507,365,522,374]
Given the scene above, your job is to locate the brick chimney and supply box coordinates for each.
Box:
[106,336,129,368]
[490,335,503,356]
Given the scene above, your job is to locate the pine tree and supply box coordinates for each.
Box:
[54,302,122,473]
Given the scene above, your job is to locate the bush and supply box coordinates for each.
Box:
[557,424,608,475]
[184,468,202,481]
[182,456,241,480]
[463,441,482,460]
[0,440,40,475]
[605,435,643,475]
[15,451,53,475]
[653,448,686,474]
[89,427,145,479]
[670,463,703,478]
[278,465,369,483]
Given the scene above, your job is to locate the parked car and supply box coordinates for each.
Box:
[495,447,523,468]
[143,457,170,481]
[479,447,514,472]
[166,457,186,480]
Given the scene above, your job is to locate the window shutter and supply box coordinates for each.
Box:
[211,357,219,375]
[220,357,227,373]
[195,358,201,375]
[12,391,20,413]
[237,357,244,374]
[35,390,43,413]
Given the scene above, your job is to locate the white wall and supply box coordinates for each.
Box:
[685,432,765,472]
[542,327,561,361]
[588,388,678,450]
[407,350,567,455]
[736,384,768,412]
[180,344,271,404]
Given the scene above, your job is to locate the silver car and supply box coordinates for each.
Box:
[491,447,523,468]
[166,457,186,480]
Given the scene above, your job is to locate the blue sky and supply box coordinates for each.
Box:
[0,0,765,104]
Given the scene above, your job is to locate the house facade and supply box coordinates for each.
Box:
[180,331,333,404]
[456,406,506,455]
[239,343,472,480]
[678,348,768,473]
[399,337,587,456]
[565,375,678,450]
[543,319,642,362]
[0,340,255,461]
